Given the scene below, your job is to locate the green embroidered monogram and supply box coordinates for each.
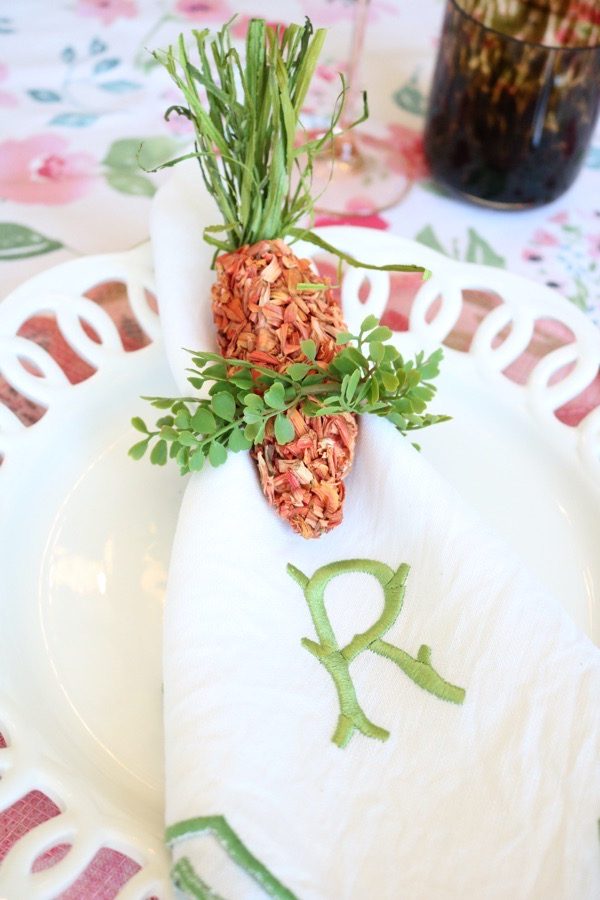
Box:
[166,815,298,900]
[172,857,225,900]
[287,559,465,747]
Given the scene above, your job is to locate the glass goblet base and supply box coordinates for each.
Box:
[312,129,411,217]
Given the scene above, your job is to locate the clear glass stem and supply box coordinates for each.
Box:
[340,0,371,132]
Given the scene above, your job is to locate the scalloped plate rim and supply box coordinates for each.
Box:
[0,231,599,897]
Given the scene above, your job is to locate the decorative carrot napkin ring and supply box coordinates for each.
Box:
[130,18,448,538]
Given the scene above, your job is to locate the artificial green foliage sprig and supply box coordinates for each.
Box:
[129,316,450,475]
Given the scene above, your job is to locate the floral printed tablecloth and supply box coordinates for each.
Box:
[1,0,600,321]
[1,1,599,897]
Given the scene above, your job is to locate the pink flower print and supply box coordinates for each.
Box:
[174,0,230,23]
[316,198,389,229]
[0,135,97,205]
[316,64,340,84]
[0,63,17,108]
[166,110,194,136]
[550,210,569,224]
[76,0,137,25]
[532,228,558,246]
[522,247,544,262]
[587,234,600,259]
[315,211,389,230]
[301,0,357,25]
[230,16,288,39]
[163,89,195,135]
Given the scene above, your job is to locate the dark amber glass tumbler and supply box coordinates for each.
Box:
[424,0,600,208]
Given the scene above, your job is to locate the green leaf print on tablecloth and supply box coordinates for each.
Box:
[106,170,156,197]
[416,225,506,267]
[0,223,63,260]
[393,72,428,117]
[102,136,180,197]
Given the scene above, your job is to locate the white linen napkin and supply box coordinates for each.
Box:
[151,163,600,899]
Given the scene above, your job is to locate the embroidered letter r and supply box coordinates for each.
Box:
[287,558,465,748]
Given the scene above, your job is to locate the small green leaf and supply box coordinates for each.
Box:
[189,447,206,471]
[211,391,236,422]
[369,341,384,364]
[387,412,407,429]
[345,369,361,402]
[274,413,295,444]
[149,398,173,409]
[209,381,236,397]
[176,446,190,467]
[296,282,328,291]
[208,441,227,467]
[178,431,198,447]
[230,374,254,389]
[160,425,179,441]
[345,348,369,371]
[365,325,393,342]
[202,363,228,379]
[191,407,217,434]
[264,382,286,409]
[335,331,353,345]
[228,428,253,452]
[300,339,317,361]
[244,422,260,441]
[360,314,379,332]
[330,354,356,377]
[287,363,310,381]
[174,411,190,429]
[381,370,399,391]
[150,440,168,465]
[244,393,264,410]
[302,400,321,417]
[131,416,147,433]
[128,439,149,460]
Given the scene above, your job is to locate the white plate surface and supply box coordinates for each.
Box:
[1,231,599,897]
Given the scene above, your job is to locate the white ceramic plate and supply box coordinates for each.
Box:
[0,231,599,898]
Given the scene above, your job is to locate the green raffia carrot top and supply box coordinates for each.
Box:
[130,17,449,538]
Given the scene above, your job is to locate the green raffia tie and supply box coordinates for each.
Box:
[287,558,465,748]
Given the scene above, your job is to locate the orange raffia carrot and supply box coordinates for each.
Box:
[212,239,357,537]
[147,18,428,537]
